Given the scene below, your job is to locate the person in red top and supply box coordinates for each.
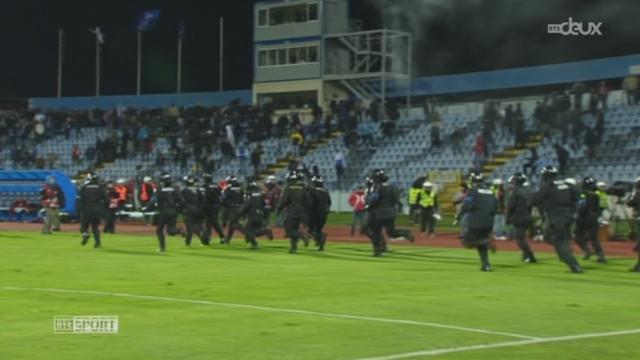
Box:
[473,134,486,172]
[262,175,282,226]
[71,144,81,164]
[104,180,119,233]
[114,178,129,210]
[40,176,65,234]
[138,176,157,223]
[348,185,367,236]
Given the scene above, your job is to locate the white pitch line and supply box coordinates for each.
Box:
[0,286,537,340]
[354,328,640,360]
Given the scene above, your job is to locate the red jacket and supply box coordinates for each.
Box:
[348,190,366,212]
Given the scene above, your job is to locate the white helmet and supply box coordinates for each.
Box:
[422,181,433,188]
[266,175,276,184]
[492,178,503,186]
[143,176,152,182]
[564,178,577,186]
[596,181,607,189]
[116,178,126,184]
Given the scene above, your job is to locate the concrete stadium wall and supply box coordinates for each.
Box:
[389,53,640,97]
[29,90,252,110]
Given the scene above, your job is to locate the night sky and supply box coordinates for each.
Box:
[0,0,639,98]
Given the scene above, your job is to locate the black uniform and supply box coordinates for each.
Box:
[277,180,311,253]
[366,182,413,256]
[575,191,606,262]
[149,185,183,251]
[506,185,536,262]
[202,181,225,244]
[308,185,332,250]
[77,182,108,248]
[181,185,206,246]
[533,180,581,272]
[457,184,497,269]
[626,187,640,272]
[240,189,273,248]
[222,183,245,244]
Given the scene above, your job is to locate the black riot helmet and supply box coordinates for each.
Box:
[508,172,527,186]
[540,166,558,182]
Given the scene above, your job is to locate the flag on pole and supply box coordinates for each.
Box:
[178,20,185,39]
[136,9,161,31]
[89,26,104,44]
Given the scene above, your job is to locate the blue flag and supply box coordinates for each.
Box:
[137,9,160,31]
[178,20,185,39]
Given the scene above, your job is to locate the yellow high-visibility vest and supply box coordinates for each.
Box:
[418,190,436,208]
[595,189,608,209]
[408,188,420,205]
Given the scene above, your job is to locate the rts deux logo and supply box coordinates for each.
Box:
[547,17,603,36]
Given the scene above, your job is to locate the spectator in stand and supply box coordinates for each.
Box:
[357,120,375,148]
[584,127,599,160]
[597,81,609,110]
[623,75,638,106]
[251,144,263,177]
[553,143,570,175]
[72,145,81,165]
[594,111,605,141]
[450,126,464,155]
[570,81,586,110]
[503,104,514,138]
[430,122,441,149]
[473,134,486,172]
[289,128,304,157]
[334,149,345,186]
[348,185,367,236]
[514,103,525,148]
[588,89,599,114]
[522,148,538,176]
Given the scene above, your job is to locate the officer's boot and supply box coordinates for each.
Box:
[93,230,101,248]
[318,232,327,251]
[633,261,640,272]
[81,232,90,246]
[524,251,537,263]
[478,245,491,271]
[569,261,583,273]
[157,234,166,252]
[289,238,298,254]
[266,228,274,241]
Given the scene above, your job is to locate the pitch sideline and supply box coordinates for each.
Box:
[1,286,538,340]
[353,328,640,360]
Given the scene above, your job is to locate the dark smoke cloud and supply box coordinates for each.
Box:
[366,0,640,76]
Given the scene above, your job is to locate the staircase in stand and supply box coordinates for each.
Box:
[481,133,543,178]
[258,131,342,179]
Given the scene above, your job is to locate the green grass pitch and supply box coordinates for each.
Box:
[0,230,639,360]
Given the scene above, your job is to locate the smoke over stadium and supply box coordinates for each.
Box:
[1,1,640,359]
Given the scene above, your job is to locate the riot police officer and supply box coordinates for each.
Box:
[456,173,497,271]
[277,171,311,253]
[201,173,225,245]
[181,175,206,246]
[626,177,640,272]
[240,181,274,249]
[506,172,536,263]
[147,173,183,252]
[308,176,332,251]
[533,166,582,273]
[365,169,414,256]
[77,173,108,248]
[575,176,607,263]
[221,176,245,244]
